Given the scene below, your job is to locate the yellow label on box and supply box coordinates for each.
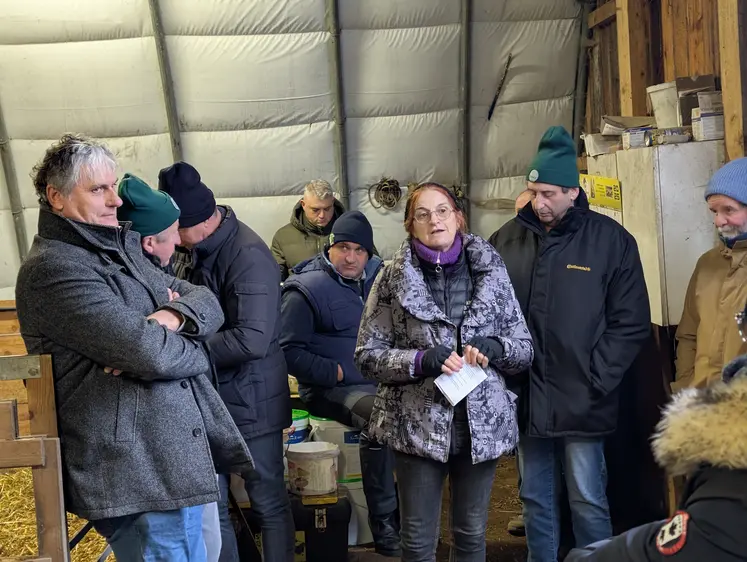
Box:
[580,174,622,212]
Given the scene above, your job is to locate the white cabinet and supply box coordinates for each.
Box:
[589,140,724,326]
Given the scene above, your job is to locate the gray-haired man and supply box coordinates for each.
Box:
[271,179,346,280]
[14,134,252,561]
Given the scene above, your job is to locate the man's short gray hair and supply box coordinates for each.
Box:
[32,133,117,205]
[304,179,334,200]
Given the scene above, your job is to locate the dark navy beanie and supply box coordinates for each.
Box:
[329,211,375,256]
[157,162,216,228]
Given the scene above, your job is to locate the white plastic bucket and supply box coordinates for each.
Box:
[286,441,340,496]
[309,416,362,482]
[288,409,310,444]
[339,480,373,546]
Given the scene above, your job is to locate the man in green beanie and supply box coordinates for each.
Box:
[116,173,224,562]
[489,126,651,562]
[117,173,182,271]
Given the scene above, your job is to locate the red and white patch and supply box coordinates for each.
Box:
[656,511,690,556]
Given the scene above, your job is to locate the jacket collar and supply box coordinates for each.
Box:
[652,376,747,476]
[387,234,501,327]
[292,252,383,297]
[720,238,747,261]
[192,206,238,265]
[516,187,590,238]
[37,207,138,255]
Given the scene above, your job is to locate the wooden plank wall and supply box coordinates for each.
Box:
[586,0,720,131]
[662,0,720,81]
[0,300,30,436]
[587,0,622,133]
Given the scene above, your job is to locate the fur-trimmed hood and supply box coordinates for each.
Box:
[653,376,747,476]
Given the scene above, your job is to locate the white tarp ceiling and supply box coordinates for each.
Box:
[0,0,582,298]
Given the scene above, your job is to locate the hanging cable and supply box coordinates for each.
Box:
[368,177,403,210]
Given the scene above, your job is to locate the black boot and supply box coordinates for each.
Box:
[369,510,401,557]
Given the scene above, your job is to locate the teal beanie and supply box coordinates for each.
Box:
[117,173,181,237]
[526,126,579,188]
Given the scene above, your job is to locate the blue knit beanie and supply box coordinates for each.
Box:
[705,158,747,205]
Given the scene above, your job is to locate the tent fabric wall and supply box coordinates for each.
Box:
[0,0,582,295]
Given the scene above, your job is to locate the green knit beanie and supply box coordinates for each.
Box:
[526,126,579,188]
[117,173,181,237]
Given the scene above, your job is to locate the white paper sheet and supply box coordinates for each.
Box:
[434,361,488,407]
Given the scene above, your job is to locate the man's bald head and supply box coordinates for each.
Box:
[515,190,534,214]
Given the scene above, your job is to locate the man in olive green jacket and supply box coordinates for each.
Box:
[271,179,345,280]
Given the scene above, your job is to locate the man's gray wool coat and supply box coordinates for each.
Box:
[15,209,254,521]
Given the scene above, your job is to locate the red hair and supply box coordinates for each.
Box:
[404,183,467,236]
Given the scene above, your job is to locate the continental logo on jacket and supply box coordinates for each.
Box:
[567,264,591,272]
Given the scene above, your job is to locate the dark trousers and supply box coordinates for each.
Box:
[217,430,295,562]
[395,452,498,562]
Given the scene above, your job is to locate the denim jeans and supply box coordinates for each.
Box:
[217,430,295,562]
[92,506,206,562]
[302,385,398,517]
[394,451,498,562]
[518,435,612,562]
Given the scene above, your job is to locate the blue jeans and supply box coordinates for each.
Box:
[395,451,498,562]
[92,506,206,562]
[217,430,294,562]
[518,435,612,562]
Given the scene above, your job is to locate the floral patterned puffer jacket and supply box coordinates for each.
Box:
[355,234,533,464]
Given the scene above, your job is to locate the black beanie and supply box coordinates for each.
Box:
[158,162,216,228]
[329,211,375,256]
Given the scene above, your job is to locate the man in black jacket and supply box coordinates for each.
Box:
[160,162,293,562]
[566,345,747,561]
[489,126,651,562]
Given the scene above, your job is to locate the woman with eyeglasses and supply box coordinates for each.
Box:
[354,182,533,561]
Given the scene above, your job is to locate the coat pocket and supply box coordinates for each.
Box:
[114,377,139,443]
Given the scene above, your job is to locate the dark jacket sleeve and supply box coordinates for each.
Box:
[148,262,225,339]
[206,245,282,369]
[30,259,214,381]
[279,289,338,388]
[566,521,663,561]
[590,233,651,395]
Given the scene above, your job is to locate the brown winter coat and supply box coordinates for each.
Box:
[674,241,747,391]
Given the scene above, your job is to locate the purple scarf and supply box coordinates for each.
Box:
[412,232,463,266]
[411,232,463,375]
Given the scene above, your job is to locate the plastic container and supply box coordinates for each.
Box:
[286,441,340,496]
[288,409,310,444]
[339,480,373,546]
[309,416,362,482]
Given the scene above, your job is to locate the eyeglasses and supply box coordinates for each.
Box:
[413,206,453,224]
[737,310,747,342]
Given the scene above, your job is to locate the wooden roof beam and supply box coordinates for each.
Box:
[589,1,617,29]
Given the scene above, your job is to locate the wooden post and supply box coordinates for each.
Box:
[617,0,651,116]
[26,355,58,438]
[33,438,69,562]
[718,0,747,160]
